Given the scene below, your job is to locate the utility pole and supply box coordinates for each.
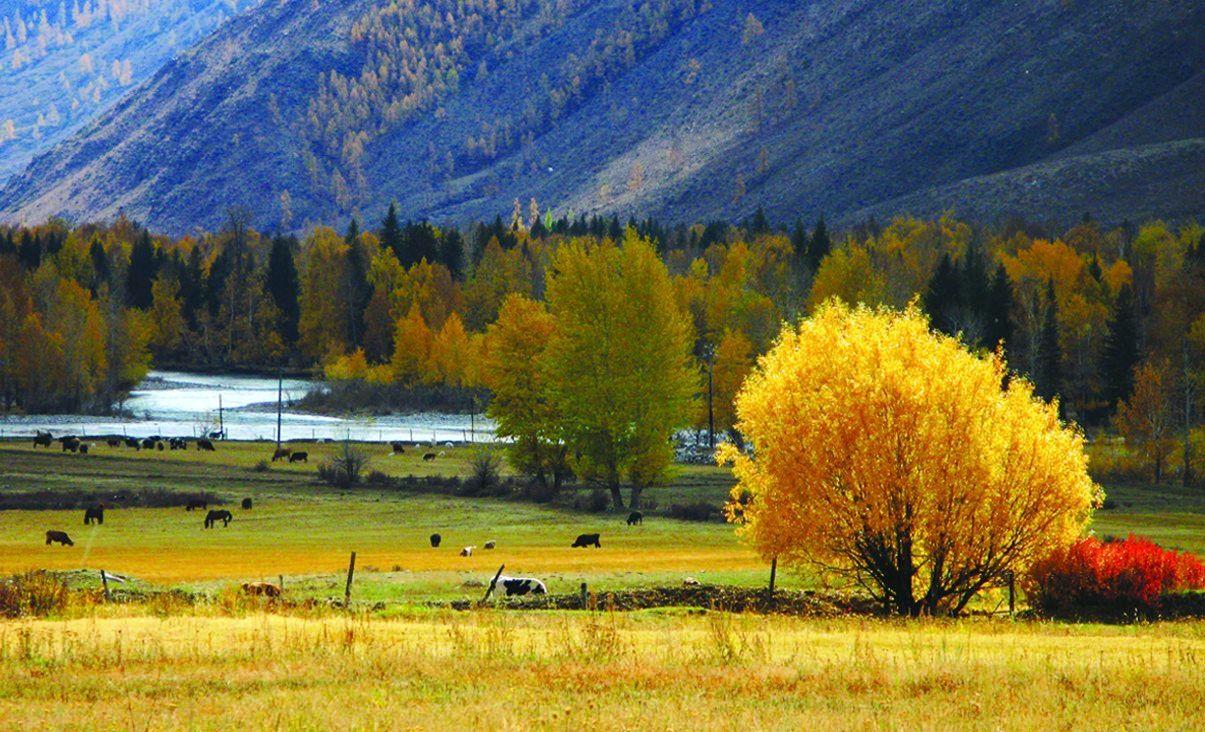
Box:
[275,369,284,450]
[218,395,224,438]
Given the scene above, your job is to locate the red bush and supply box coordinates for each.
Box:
[1026,535,1205,613]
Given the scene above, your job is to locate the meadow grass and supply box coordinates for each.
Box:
[0,610,1201,730]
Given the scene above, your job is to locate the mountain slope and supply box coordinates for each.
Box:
[0,0,260,183]
[1,0,1202,233]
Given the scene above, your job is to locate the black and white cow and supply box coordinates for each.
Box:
[493,576,547,597]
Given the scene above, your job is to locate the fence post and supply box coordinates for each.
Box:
[100,570,110,602]
[580,582,589,609]
[279,574,284,592]
[481,565,506,605]
[344,552,356,607]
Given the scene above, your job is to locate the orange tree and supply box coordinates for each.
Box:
[720,301,1099,616]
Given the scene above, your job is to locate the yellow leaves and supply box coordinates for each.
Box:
[726,301,1098,604]
[1000,238,1084,298]
[390,303,432,385]
[429,312,470,387]
[808,245,886,310]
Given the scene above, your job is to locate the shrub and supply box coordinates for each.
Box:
[0,571,70,618]
[572,489,610,513]
[461,449,503,496]
[318,441,370,487]
[366,470,394,487]
[669,501,716,522]
[253,459,270,473]
[1026,535,1205,614]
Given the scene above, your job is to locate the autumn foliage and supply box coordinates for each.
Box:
[1025,535,1205,614]
[721,302,1100,616]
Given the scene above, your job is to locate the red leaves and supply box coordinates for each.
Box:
[1027,535,1205,613]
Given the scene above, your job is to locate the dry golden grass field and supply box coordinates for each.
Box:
[1,439,1203,730]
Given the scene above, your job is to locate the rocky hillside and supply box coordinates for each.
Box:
[0,0,260,183]
[1,0,1201,233]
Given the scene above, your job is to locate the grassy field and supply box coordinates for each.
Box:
[1,611,1201,730]
[1,439,1203,729]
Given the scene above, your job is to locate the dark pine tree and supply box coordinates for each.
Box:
[790,219,809,273]
[89,239,110,295]
[439,228,466,280]
[985,263,1013,353]
[806,216,830,273]
[1100,284,1140,410]
[181,246,206,329]
[380,202,403,261]
[343,220,371,349]
[17,232,40,270]
[126,231,158,309]
[924,253,960,336]
[1035,279,1062,403]
[748,205,770,235]
[205,247,232,317]
[265,234,301,347]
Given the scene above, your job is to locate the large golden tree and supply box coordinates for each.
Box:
[721,301,1099,615]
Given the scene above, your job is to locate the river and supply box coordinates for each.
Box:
[0,371,494,443]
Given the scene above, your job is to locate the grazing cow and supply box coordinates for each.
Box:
[207,431,224,440]
[484,540,496,550]
[571,533,601,548]
[78,443,90,455]
[430,533,442,548]
[197,438,216,452]
[83,505,104,525]
[683,578,701,587]
[460,546,475,557]
[493,576,547,597]
[124,437,140,449]
[272,447,291,462]
[242,582,282,598]
[288,451,308,463]
[106,438,121,448]
[61,437,80,453]
[204,509,233,528]
[33,431,53,448]
[391,442,406,454]
[141,438,157,450]
[186,499,208,512]
[422,452,437,462]
[45,530,74,546]
[156,442,165,451]
[241,498,253,510]
[627,511,643,526]
[169,437,187,450]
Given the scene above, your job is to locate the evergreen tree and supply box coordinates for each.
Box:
[790,219,809,272]
[924,253,960,336]
[126,231,158,309]
[985,263,1013,352]
[1100,284,1140,410]
[17,232,40,270]
[265,234,300,346]
[205,247,231,317]
[1035,279,1062,402]
[806,216,830,272]
[439,228,465,279]
[181,247,206,329]
[343,220,371,349]
[399,221,440,267]
[88,239,110,295]
[379,202,403,260]
[748,205,770,235]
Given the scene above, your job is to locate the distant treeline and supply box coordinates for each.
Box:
[1,207,1201,438]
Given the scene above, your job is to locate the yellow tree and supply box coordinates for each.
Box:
[721,302,1099,616]
[544,231,697,509]
[428,312,470,387]
[707,328,754,439]
[147,276,186,358]
[391,304,433,385]
[807,245,887,310]
[298,226,350,362]
[480,294,568,496]
[1114,360,1176,483]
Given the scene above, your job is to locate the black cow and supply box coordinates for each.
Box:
[422,452,437,461]
[45,530,74,546]
[288,451,308,463]
[186,499,208,512]
[272,447,291,461]
[429,533,442,548]
[61,437,80,453]
[204,510,233,528]
[141,438,157,450]
[78,443,90,455]
[197,438,216,452]
[391,442,406,454]
[124,437,140,449]
[571,533,601,548]
[627,511,643,526]
[169,437,187,450]
[241,498,253,510]
[106,438,121,448]
[84,505,104,525]
[156,441,165,451]
[33,431,53,448]
[495,576,548,597]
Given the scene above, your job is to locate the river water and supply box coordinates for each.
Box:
[0,371,494,443]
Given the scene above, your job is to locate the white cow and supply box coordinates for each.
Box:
[460,546,475,557]
[493,576,547,597]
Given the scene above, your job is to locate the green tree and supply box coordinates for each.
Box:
[1100,284,1140,410]
[543,231,696,509]
[265,234,300,347]
[125,230,157,309]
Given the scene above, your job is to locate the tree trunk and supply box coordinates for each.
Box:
[1183,341,1194,486]
[629,484,644,510]
[609,483,625,511]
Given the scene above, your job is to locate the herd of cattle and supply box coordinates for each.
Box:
[28,430,648,600]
